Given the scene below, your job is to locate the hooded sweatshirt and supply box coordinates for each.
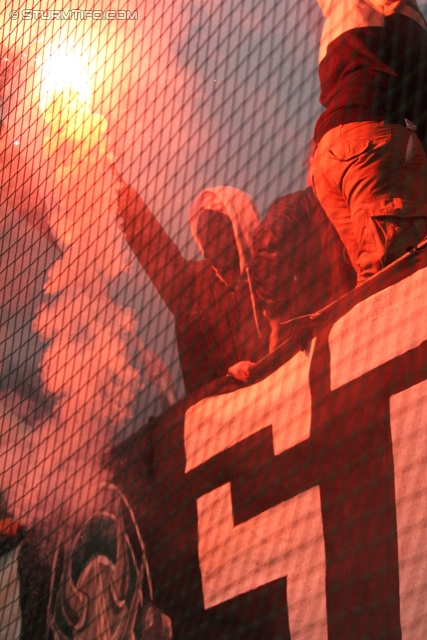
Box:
[252,187,356,320]
[117,184,268,394]
[314,0,427,150]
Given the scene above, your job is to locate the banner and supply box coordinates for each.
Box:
[111,246,427,640]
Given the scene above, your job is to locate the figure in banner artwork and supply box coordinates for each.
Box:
[117,182,269,394]
[48,485,172,640]
[312,0,427,284]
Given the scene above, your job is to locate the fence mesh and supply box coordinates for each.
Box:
[1,1,427,638]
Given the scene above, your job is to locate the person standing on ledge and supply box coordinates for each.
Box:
[312,0,427,283]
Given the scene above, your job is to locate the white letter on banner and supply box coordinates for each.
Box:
[197,484,327,639]
[185,340,327,639]
[184,340,316,472]
[390,380,427,640]
[329,267,427,390]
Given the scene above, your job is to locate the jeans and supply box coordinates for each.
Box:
[312,122,427,283]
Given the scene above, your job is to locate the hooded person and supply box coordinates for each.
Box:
[229,143,357,381]
[252,145,357,346]
[116,182,269,394]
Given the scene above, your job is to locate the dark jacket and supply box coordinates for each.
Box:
[314,0,427,150]
[252,187,356,320]
[117,184,268,394]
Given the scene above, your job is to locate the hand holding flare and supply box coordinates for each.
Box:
[41,87,108,166]
[39,50,108,166]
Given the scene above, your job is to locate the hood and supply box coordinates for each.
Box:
[189,186,260,276]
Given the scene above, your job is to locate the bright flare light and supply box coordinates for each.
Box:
[40,49,92,112]
[38,48,107,159]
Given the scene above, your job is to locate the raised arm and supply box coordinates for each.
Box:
[117,181,194,316]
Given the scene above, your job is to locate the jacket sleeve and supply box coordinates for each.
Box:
[251,191,306,320]
[117,182,194,316]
